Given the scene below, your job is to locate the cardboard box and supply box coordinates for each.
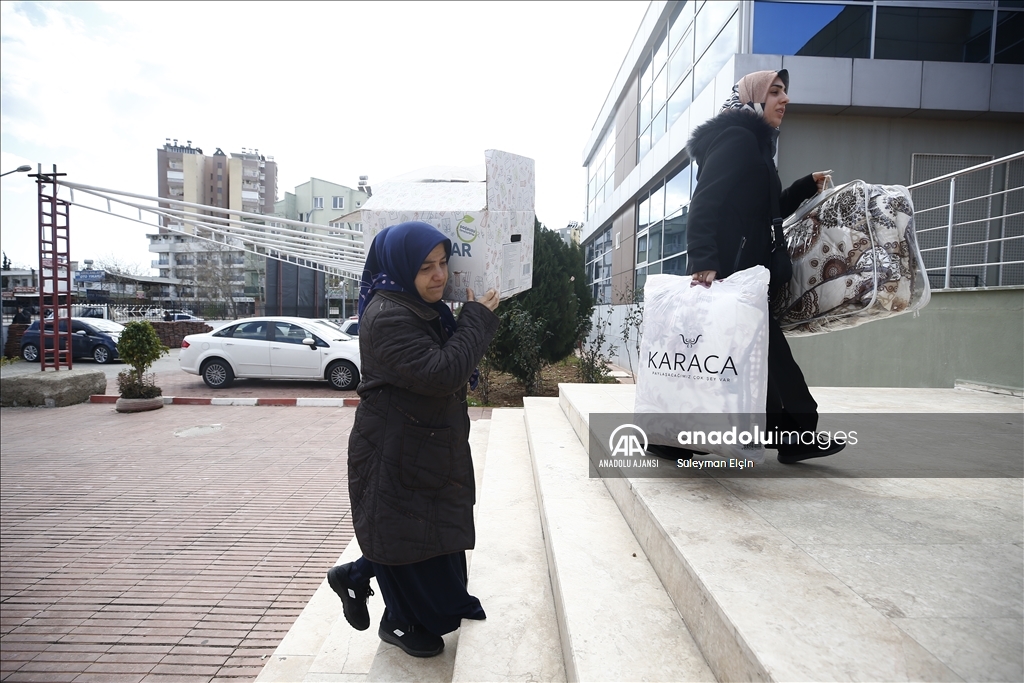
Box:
[346,149,535,302]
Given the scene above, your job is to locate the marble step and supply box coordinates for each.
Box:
[452,408,565,682]
[523,396,716,682]
[558,383,1022,682]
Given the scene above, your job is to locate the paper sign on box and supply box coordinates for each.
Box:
[344,149,535,302]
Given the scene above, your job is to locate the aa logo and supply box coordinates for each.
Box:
[608,424,648,458]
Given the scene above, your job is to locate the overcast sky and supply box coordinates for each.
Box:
[0,0,649,271]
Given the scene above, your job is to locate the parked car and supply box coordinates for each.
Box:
[78,307,107,319]
[20,317,125,364]
[161,310,205,322]
[178,317,361,390]
[312,319,356,339]
[338,317,359,336]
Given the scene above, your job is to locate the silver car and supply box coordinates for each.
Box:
[179,317,360,390]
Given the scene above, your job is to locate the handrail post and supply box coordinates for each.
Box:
[944,177,956,289]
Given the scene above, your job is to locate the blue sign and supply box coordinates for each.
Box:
[75,269,105,282]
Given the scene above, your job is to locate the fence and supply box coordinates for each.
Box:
[909,151,1024,290]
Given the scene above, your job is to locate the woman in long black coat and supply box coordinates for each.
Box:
[686,69,844,463]
[327,221,499,658]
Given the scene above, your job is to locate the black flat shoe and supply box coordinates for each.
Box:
[378,618,445,658]
[777,438,846,464]
[327,563,374,631]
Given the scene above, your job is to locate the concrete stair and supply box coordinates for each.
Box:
[257,384,1022,682]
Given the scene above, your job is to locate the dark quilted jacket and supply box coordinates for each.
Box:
[347,290,499,565]
[686,108,817,278]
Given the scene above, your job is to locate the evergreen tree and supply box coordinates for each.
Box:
[488,218,593,381]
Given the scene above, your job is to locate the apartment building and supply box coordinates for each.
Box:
[149,139,280,316]
[264,178,370,317]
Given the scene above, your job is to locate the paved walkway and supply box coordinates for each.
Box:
[0,403,363,682]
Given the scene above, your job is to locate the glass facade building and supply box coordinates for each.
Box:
[582,0,1023,305]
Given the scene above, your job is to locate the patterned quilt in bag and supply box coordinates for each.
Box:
[772,180,931,336]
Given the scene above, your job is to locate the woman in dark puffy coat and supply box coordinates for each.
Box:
[686,68,844,463]
[326,221,499,658]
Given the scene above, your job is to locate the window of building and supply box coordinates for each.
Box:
[332,196,345,210]
[587,128,616,221]
[753,2,871,58]
[638,1,737,165]
[634,159,694,291]
[876,6,993,63]
[584,226,614,304]
[996,9,1024,63]
[313,196,324,210]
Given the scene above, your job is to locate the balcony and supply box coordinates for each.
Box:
[243,169,259,179]
[151,260,169,268]
[168,161,183,171]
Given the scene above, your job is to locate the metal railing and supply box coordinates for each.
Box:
[909,151,1024,290]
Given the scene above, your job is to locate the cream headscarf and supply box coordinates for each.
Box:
[720,69,789,122]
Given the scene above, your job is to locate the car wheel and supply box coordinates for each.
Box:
[327,360,359,391]
[92,345,112,364]
[201,359,234,389]
[22,343,39,362]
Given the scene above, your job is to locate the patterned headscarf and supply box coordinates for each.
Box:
[720,69,790,122]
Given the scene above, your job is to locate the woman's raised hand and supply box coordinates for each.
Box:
[466,287,500,312]
[812,170,833,194]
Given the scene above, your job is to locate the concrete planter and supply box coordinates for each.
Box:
[115,396,164,413]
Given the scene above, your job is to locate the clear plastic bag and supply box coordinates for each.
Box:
[773,181,931,336]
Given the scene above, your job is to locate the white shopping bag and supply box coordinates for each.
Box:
[634,267,771,463]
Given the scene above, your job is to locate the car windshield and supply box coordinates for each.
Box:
[83,319,124,333]
[306,320,352,341]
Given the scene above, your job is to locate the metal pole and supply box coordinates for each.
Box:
[944,177,956,289]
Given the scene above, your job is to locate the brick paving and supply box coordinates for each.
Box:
[0,403,360,682]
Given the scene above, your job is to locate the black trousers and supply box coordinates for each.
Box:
[350,552,485,636]
[766,315,818,434]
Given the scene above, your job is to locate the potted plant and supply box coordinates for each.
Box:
[115,320,168,413]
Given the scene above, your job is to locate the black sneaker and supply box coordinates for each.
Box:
[378,618,445,658]
[777,437,846,464]
[327,563,374,631]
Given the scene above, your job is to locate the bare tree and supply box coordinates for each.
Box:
[192,239,244,319]
[95,254,147,302]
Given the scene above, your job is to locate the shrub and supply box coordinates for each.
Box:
[577,312,616,384]
[116,321,168,398]
[496,305,547,394]
[116,370,162,399]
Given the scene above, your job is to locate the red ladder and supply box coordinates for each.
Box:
[33,166,73,370]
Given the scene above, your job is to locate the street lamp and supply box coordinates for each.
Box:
[0,164,32,178]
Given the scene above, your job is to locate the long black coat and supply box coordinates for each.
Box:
[686,108,817,278]
[348,290,499,566]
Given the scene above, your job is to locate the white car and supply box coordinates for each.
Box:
[179,316,361,390]
[314,318,359,337]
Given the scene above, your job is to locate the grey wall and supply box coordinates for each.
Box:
[778,114,1024,187]
[789,288,1024,390]
[592,288,1023,390]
